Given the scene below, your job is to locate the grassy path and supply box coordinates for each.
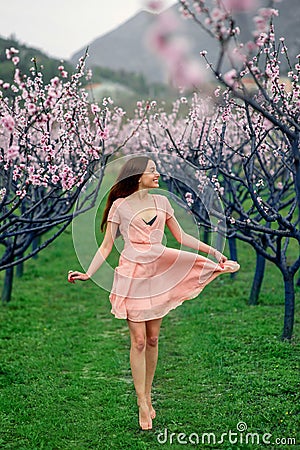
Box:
[0,223,299,449]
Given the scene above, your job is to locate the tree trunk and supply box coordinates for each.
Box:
[16,257,24,278]
[2,266,14,303]
[249,251,266,305]
[32,236,41,259]
[296,275,300,287]
[282,273,295,341]
[228,237,238,279]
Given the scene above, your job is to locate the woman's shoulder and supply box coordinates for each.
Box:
[112,197,126,206]
[153,193,171,204]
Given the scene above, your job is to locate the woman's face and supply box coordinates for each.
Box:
[139,160,160,189]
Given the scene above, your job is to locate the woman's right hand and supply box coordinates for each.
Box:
[68,271,90,283]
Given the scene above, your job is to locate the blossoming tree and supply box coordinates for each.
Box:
[135,0,299,340]
[0,48,129,302]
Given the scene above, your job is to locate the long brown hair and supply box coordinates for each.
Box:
[101,155,150,232]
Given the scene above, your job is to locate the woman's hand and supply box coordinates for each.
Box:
[213,250,228,268]
[68,270,90,283]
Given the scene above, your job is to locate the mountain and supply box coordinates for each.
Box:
[71,10,166,83]
[71,1,300,84]
[71,7,216,83]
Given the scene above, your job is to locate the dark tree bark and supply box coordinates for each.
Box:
[16,259,23,278]
[282,272,295,341]
[32,236,41,260]
[249,251,266,305]
[228,237,238,280]
[2,265,14,303]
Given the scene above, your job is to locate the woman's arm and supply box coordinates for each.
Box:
[68,221,118,283]
[166,216,227,264]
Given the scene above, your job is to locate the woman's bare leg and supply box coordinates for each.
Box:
[145,318,163,419]
[127,319,152,430]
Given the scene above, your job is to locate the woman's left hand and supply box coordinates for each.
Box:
[214,250,228,267]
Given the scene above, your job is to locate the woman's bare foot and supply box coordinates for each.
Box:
[138,402,152,430]
[146,394,156,419]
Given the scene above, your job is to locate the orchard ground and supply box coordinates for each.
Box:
[0,192,299,450]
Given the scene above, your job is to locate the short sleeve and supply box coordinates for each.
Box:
[107,200,121,224]
[165,197,174,220]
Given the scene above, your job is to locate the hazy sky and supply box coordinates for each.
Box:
[0,0,175,61]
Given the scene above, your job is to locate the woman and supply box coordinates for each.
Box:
[68,155,240,431]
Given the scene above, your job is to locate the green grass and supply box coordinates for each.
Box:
[0,221,299,449]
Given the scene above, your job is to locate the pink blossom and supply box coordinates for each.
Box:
[255,32,269,47]
[263,118,273,130]
[22,90,29,100]
[16,189,27,199]
[253,18,268,38]
[223,69,238,87]
[51,77,60,87]
[14,68,21,84]
[51,175,60,184]
[27,103,37,115]
[146,10,204,89]
[223,0,256,12]
[143,0,164,11]
[171,59,204,89]
[185,191,194,206]
[6,145,20,161]
[5,47,19,60]
[258,7,279,18]
[98,128,109,140]
[0,188,7,201]
[91,103,100,114]
[214,87,221,97]
[230,47,247,64]
[89,147,100,158]
[115,107,126,116]
[211,7,224,21]
[246,41,257,53]
[102,97,113,106]
[1,115,15,132]
[194,3,203,14]
[58,65,68,78]
[12,56,20,65]
[145,10,183,61]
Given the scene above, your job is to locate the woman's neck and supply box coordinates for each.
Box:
[130,189,150,201]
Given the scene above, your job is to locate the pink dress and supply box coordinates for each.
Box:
[107,194,240,322]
